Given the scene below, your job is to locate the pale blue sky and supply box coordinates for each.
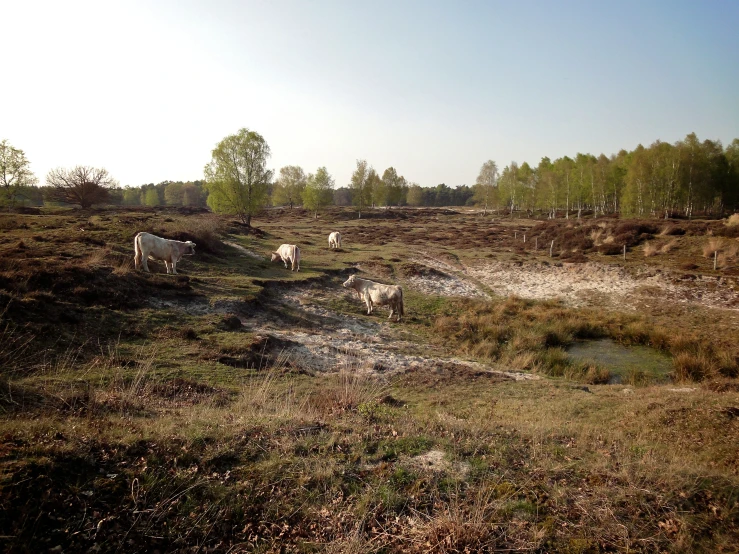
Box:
[4,0,738,189]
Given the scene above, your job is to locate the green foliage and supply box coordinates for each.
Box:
[499,132,739,218]
[144,188,160,207]
[349,159,372,217]
[472,159,498,214]
[164,182,184,206]
[122,188,141,206]
[302,166,334,217]
[272,165,307,209]
[0,139,38,208]
[204,128,272,225]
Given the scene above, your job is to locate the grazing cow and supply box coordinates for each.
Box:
[328,231,342,249]
[134,232,196,274]
[342,274,404,322]
[271,244,301,271]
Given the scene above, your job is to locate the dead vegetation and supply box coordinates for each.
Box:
[1,207,738,552]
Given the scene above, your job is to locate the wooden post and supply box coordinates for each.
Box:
[714,250,718,271]
[535,237,538,250]
[623,244,626,261]
[550,240,554,257]
[523,234,526,243]
[514,231,517,239]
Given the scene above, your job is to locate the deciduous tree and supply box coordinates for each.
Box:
[46,166,117,208]
[0,140,38,208]
[273,165,307,209]
[302,166,335,218]
[204,128,272,226]
[472,160,498,215]
[350,160,372,218]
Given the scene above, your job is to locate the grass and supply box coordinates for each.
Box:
[0,207,738,552]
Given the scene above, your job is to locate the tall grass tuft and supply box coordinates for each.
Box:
[702,237,727,257]
[672,350,717,382]
[643,241,659,257]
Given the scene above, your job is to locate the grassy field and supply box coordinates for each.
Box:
[1,206,738,553]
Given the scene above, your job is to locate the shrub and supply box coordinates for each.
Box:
[160,216,225,254]
[599,244,623,256]
[659,224,685,236]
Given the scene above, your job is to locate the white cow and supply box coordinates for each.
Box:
[134,232,196,274]
[271,244,301,271]
[343,274,404,322]
[328,231,342,249]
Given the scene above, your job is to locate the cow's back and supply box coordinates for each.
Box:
[140,232,173,261]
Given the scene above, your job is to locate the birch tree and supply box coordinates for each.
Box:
[204,128,272,226]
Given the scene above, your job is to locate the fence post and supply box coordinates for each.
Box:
[535,237,538,250]
[623,244,626,261]
[523,234,526,243]
[714,250,718,271]
[550,240,554,257]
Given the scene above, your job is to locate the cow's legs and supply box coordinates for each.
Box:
[365,297,373,315]
[171,260,178,275]
[164,261,171,274]
[141,253,150,272]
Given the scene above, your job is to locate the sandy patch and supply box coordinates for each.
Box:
[404,449,470,478]
[239,281,534,379]
[467,260,739,311]
[406,272,488,298]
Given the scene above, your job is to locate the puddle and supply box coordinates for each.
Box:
[567,339,673,384]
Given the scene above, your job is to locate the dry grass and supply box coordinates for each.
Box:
[726,213,739,227]
[660,239,678,254]
[589,228,605,246]
[643,241,660,257]
[1,208,739,552]
[672,350,718,382]
[702,237,727,257]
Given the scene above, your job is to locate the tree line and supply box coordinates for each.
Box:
[474,133,739,219]
[2,131,737,221]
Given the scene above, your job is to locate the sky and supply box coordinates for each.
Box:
[4,0,739,189]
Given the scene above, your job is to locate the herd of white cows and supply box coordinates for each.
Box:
[134,229,404,321]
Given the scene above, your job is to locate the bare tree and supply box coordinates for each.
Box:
[46,166,118,208]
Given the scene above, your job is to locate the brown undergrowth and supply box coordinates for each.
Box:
[431,295,739,383]
[1,208,738,552]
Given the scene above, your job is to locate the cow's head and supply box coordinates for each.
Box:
[271,252,282,262]
[342,275,356,289]
[183,241,196,255]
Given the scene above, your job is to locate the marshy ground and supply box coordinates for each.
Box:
[1,207,738,552]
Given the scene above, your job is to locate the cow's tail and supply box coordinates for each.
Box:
[399,287,405,319]
[133,233,142,269]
